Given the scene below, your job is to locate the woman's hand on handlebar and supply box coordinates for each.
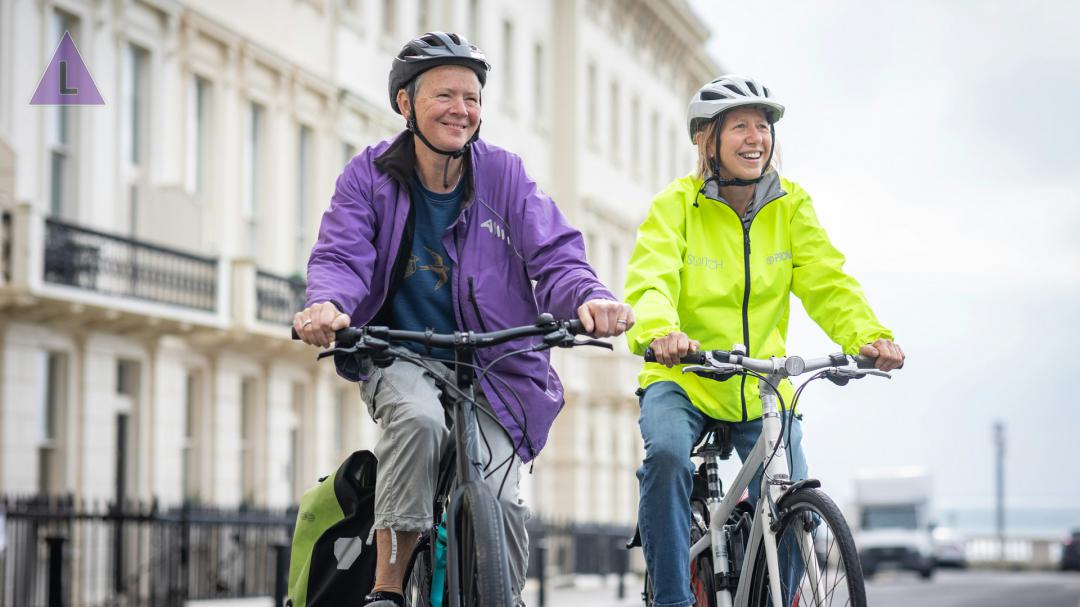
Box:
[294,302,351,348]
[649,332,700,368]
[859,338,905,372]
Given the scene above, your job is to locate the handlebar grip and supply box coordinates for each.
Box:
[566,319,585,334]
[643,348,706,365]
[853,355,904,370]
[291,326,361,345]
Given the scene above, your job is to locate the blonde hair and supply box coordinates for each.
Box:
[694,110,781,180]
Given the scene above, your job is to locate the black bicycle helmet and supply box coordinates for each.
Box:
[388,31,491,115]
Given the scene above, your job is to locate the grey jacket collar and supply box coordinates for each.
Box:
[702,171,787,226]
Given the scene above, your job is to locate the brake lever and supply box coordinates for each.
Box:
[825,367,891,386]
[315,336,391,361]
[571,337,613,350]
[683,364,739,382]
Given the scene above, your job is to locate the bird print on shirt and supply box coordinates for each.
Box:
[419,247,449,290]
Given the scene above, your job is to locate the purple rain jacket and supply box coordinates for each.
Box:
[306,132,615,462]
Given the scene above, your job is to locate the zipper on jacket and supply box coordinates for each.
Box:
[740,225,752,422]
[467,277,490,333]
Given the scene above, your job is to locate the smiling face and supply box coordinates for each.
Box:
[715,106,773,181]
[398,64,482,151]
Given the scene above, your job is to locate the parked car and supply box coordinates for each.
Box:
[931,525,967,568]
[1062,530,1080,571]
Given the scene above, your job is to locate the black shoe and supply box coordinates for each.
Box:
[361,591,405,607]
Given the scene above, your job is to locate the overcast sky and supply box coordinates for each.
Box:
[686,0,1080,516]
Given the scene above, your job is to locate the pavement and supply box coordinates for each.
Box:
[521,575,643,607]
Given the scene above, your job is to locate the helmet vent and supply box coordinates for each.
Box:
[723,83,744,96]
[700,90,728,101]
[746,81,759,95]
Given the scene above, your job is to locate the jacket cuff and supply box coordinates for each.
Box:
[577,286,617,309]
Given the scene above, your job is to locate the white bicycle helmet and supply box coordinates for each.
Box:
[686,75,785,143]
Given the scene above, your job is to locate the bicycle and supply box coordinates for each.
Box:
[632,344,893,607]
[300,313,610,607]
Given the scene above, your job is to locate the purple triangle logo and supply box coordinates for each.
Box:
[30,31,105,105]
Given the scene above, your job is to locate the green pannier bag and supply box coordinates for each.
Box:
[287,450,378,607]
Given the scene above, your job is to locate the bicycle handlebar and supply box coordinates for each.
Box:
[643,347,894,377]
[293,313,608,359]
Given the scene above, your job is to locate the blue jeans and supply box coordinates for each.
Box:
[637,381,808,607]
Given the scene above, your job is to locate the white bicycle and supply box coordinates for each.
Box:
[631,345,893,607]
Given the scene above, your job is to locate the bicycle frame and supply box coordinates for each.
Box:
[442,348,496,607]
[312,317,605,607]
[689,365,825,607]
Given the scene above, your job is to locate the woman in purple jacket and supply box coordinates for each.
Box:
[293,32,633,607]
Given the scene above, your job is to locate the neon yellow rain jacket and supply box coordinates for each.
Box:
[624,172,893,422]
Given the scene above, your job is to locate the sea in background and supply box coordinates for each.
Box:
[936,507,1080,539]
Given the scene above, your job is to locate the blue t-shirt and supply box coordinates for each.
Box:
[388,173,464,360]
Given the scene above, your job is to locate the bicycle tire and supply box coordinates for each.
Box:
[642,498,714,607]
[455,481,514,607]
[746,488,866,607]
[403,536,435,607]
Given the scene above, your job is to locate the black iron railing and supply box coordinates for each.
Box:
[255,270,306,325]
[42,219,218,312]
[0,493,636,607]
[0,495,294,607]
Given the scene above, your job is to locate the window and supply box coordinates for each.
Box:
[381,0,396,37]
[243,102,265,257]
[117,359,139,396]
[650,110,660,187]
[501,20,514,105]
[418,0,432,33]
[586,63,597,147]
[609,81,620,166]
[342,141,356,167]
[333,387,348,458]
[38,352,67,494]
[49,10,79,219]
[186,75,210,196]
[123,44,150,232]
[669,125,679,179]
[239,377,257,504]
[467,0,480,42]
[288,382,307,499]
[630,96,640,175]
[296,125,313,271]
[532,41,544,119]
[181,372,201,502]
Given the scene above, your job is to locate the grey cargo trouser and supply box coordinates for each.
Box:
[360,355,530,596]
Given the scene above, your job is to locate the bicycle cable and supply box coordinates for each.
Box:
[390,349,536,494]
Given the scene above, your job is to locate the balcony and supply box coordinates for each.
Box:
[42,217,217,312]
[1,204,311,344]
[254,270,306,325]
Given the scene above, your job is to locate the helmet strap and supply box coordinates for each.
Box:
[405,88,481,188]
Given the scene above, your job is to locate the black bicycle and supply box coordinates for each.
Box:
[304,313,610,607]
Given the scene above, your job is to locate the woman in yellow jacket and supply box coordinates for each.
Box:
[624,75,905,607]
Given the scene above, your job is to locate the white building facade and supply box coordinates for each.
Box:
[0,0,717,524]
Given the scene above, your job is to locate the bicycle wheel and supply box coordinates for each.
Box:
[642,499,714,607]
[454,481,514,607]
[746,488,866,607]
[403,536,435,607]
